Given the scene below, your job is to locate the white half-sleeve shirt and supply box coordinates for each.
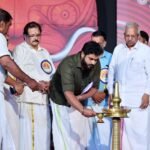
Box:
[0,33,11,92]
[13,42,55,104]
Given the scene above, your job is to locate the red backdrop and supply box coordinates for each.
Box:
[117,0,150,45]
[0,0,97,64]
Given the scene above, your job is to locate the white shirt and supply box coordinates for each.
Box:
[108,41,150,107]
[0,33,10,92]
[13,42,55,104]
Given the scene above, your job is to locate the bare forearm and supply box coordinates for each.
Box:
[64,90,96,117]
[5,76,16,87]
[64,91,84,113]
[78,88,98,101]
[1,56,32,84]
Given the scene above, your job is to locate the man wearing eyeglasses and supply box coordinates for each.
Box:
[108,22,150,150]
[13,21,55,150]
[0,8,49,150]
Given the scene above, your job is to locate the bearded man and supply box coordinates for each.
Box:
[49,41,103,150]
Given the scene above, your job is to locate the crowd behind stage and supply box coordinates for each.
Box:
[0,8,150,150]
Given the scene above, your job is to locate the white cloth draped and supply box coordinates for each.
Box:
[19,103,51,150]
[51,100,94,150]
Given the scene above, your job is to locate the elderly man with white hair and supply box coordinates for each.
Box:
[108,22,150,150]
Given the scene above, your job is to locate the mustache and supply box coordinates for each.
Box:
[33,40,39,42]
[87,64,94,69]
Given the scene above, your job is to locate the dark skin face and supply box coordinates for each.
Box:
[91,36,106,49]
[0,20,12,35]
[81,52,100,70]
[25,27,41,50]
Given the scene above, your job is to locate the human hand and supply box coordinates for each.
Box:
[108,94,113,108]
[27,79,39,92]
[140,93,149,109]
[81,107,96,117]
[92,91,106,103]
[38,81,50,93]
[14,82,24,95]
[76,95,82,101]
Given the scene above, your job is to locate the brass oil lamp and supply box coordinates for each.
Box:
[97,81,131,150]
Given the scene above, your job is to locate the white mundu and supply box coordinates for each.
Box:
[108,41,150,150]
[4,85,19,150]
[0,33,16,150]
[13,41,55,150]
[51,100,92,150]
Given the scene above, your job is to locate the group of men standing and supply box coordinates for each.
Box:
[0,8,150,150]
[0,8,55,150]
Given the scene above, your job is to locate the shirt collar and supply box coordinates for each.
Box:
[24,41,43,51]
[100,50,106,58]
[124,41,139,51]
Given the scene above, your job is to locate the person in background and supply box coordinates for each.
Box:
[138,30,149,45]
[108,22,150,150]
[85,30,112,150]
[0,8,47,150]
[49,41,103,150]
[13,21,55,150]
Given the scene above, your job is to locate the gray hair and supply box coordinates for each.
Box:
[124,22,140,34]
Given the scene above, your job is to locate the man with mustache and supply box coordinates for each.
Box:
[49,41,103,150]
[108,22,150,150]
[0,9,48,150]
[13,21,55,150]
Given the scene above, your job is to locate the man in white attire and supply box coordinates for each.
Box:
[0,8,46,150]
[108,22,150,150]
[3,32,24,150]
[13,21,55,150]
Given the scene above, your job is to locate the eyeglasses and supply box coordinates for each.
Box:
[27,34,41,38]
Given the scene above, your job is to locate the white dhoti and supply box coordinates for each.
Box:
[121,107,150,150]
[0,91,16,150]
[51,100,93,150]
[19,103,51,150]
[4,87,19,150]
